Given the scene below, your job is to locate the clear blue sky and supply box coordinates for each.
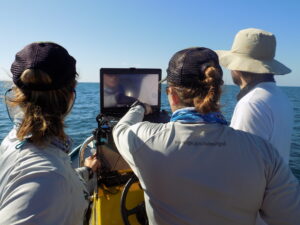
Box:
[0,0,299,86]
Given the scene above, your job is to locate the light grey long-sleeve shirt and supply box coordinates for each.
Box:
[0,129,89,225]
[113,105,300,225]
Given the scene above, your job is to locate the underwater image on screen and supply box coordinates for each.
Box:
[102,73,159,108]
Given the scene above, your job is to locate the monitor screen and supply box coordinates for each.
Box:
[100,68,161,117]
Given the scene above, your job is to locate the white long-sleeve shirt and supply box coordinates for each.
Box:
[230,82,293,163]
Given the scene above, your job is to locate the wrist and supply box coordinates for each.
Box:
[131,100,146,112]
[84,166,94,179]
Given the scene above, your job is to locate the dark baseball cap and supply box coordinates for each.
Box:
[166,47,222,87]
[11,42,77,91]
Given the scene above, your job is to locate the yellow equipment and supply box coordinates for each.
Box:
[78,121,147,225]
[90,171,145,225]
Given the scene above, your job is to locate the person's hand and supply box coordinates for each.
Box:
[144,103,153,115]
[84,154,101,172]
[131,100,153,115]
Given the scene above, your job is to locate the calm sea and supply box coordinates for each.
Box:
[1,82,300,180]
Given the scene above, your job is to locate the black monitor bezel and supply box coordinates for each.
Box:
[100,68,162,117]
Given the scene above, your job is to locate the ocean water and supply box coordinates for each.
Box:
[0,82,300,180]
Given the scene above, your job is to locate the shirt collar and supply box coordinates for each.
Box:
[237,76,275,101]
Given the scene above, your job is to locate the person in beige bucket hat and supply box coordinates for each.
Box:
[216,28,291,75]
[217,28,294,225]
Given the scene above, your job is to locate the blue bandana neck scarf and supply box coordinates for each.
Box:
[170,107,228,125]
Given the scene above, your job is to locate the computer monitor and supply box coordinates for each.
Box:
[100,68,161,117]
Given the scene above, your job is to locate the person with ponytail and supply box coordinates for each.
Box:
[0,42,99,225]
[113,47,300,225]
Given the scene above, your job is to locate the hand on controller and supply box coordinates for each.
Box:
[84,154,101,173]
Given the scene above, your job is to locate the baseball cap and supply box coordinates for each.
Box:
[11,42,77,91]
[166,47,222,87]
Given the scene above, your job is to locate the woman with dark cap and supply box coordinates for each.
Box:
[0,42,99,225]
[113,47,300,225]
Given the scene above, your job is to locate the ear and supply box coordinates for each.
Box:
[168,87,180,105]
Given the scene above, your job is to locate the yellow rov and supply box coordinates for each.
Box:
[89,170,146,225]
[75,115,147,225]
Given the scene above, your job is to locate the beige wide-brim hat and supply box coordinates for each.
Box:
[216,28,291,75]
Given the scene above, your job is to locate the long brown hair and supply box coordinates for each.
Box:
[7,69,77,145]
[169,66,223,114]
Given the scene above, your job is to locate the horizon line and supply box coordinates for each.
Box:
[1,80,299,88]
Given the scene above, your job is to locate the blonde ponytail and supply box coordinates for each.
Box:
[7,69,76,145]
[194,66,223,114]
[170,65,223,114]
